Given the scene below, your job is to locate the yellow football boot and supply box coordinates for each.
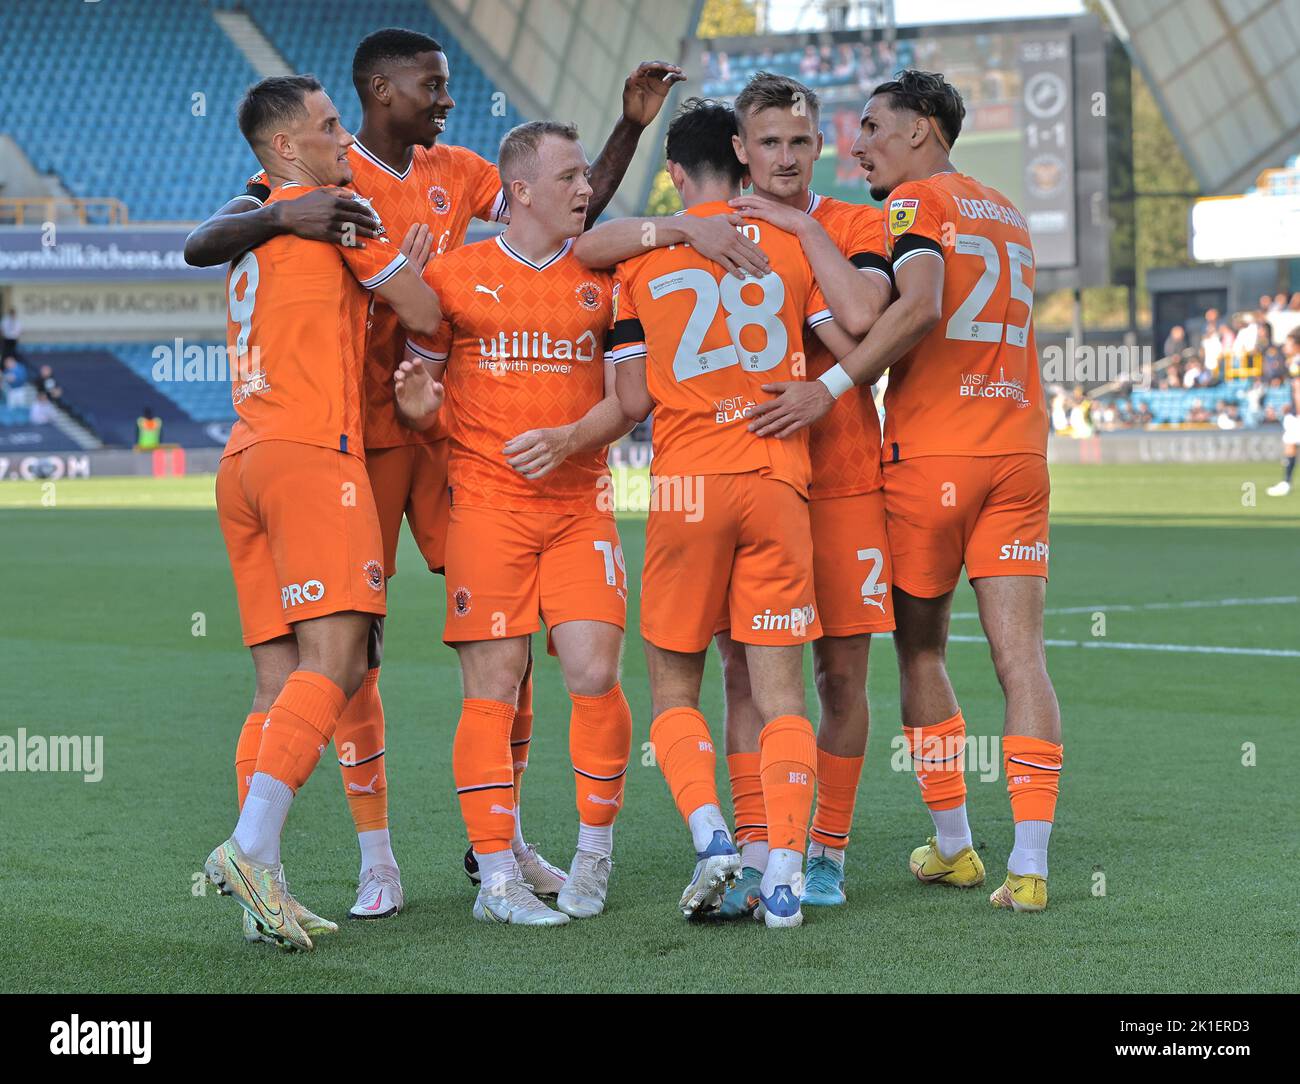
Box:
[909,836,986,888]
[990,872,1047,912]
[241,868,338,944]
[205,837,313,951]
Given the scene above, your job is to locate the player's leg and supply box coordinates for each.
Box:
[742,642,818,927]
[966,453,1059,912]
[715,628,766,916]
[802,489,894,905]
[885,456,986,889]
[1267,437,1297,496]
[549,618,630,918]
[239,636,298,808]
[803,633,870,905]
[730,475,823,928]
[642,475,742,915]
[206,443,387,950]
[335,443,412,916]
[536,513,630,917]
[645,641,740,914]
[444,504,567,926]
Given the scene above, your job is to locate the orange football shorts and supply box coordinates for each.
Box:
[642,471,821,653]
[883,452,1050,598]
[216,440,387,646]
[442,503,626,649]
[365,438,450,577]
[810,488,895,636]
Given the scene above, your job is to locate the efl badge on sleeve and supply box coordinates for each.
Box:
[888,198,919,237]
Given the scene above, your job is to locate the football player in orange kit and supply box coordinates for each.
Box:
[201,76,442,950]
[748,70,1063,913]
[573,77,893,916]
[581,99,860,927]
[393,121,635,926]
[713,73,893,914]
[186,29,686,918]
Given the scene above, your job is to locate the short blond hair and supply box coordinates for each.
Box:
[498,120,580,186]
[734,71,820,133]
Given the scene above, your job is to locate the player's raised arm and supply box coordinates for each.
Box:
[572,213,770,279]
[583,61,686,227]
[747,244,943,439]
[729,194,889,336]
[184,186,381,267]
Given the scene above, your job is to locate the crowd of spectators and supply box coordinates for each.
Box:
[1,308,65,426]
[1070,297,1300,435]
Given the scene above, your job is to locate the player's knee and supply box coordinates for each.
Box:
[565,659,619,698]
[814,666,866,722]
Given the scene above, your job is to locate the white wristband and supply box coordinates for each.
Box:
[817,363,855,400]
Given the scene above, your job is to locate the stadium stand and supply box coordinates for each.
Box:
[19,344,227,447]
[0,0,260,222]
[1128,383,1292,425]
[0,1,521,223]
[227,0,526,148]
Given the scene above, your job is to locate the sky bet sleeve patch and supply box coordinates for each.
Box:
[888,198,920,236]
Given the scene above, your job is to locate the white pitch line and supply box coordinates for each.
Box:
[948,635,1300,658]
[950,595,1298,621]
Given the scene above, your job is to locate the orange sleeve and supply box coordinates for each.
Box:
[461,147,508,224]
[407,261,454,361]
[884,180,946,273]
[608,262,646,365]
[337,230,408,291]
[847,208,893,289]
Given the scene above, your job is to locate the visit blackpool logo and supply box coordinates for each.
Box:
[959,368,1030,409]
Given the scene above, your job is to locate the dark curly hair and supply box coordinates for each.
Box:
[871,69,966,150]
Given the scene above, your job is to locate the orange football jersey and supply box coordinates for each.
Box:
[242,141,506,449]
[881,172,1048,459]
[411,235,614,514]
[804,193,890,499]
[611,201,832,497]
[222,183,408,459]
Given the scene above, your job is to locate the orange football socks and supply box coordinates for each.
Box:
[335,667,388,833]
[570,685,633,826]
[1004,735,1063,878]
[809,749,864,852]
[235,712,265,810]
[254,670,347,791]
[758,715,818,853]
[453,698,517,855]
[727,751,766,845]
[650,707,721,825]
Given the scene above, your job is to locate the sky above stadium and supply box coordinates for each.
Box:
[766,0,1086,31]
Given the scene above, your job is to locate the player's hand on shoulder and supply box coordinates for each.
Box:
[275,186,380,247]
[503,426,575,480]
[393,358,443,424]
[682,214,771,280]
[621,61,686,128]
[400,222,434,273]
[746,380,834,439]
[728,195,811,238]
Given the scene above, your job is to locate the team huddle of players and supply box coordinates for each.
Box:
[188,25,1064,949]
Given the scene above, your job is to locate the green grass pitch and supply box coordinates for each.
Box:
[1,462,1296,993]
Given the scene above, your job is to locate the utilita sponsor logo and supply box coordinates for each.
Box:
[478,328,597,363]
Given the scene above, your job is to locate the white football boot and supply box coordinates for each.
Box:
[473,873,571,926]
[556,851,612,918]
[349,864,404,919]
